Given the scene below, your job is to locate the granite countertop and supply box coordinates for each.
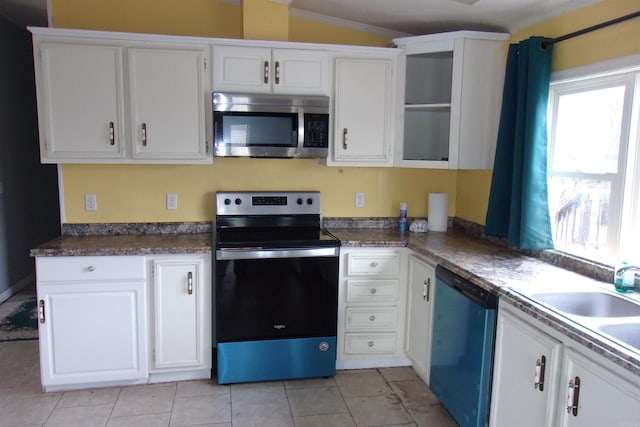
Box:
[328,227,640,378]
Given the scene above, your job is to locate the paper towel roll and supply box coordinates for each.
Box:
[428,193,448,232]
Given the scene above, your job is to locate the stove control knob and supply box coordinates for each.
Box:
[297,198,303,205]
[235,198,242,205]
[307,198,313,205]
[224,198,231,206]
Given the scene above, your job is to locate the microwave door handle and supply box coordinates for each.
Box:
[297,107,305,154]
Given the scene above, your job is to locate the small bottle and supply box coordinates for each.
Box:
[399,202,407,232]
[614,262,633,292]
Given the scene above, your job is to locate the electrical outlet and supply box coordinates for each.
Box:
[85,194,97,211]
[166,193,178,210]
[355,192,365,208]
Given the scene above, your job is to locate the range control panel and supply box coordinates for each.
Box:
[216,191,321,216]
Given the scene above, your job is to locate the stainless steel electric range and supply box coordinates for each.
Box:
[213,191,340,384]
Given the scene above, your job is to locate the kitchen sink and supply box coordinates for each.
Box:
[530,291,640,318]
[598,323,640,349]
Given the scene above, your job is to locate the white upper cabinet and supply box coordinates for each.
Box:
[31,29,211,164]
[329,55,398,166]
[36,42,127,161]
[212,45,329,95]
[394,31,509,169]
[128,46,209,161]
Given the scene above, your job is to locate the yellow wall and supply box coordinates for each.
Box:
[51,0,640,224]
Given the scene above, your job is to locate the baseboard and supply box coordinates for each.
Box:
[0,273,35,304]
[336,356,411,370]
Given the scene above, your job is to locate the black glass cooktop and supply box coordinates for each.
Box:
[216,227,340,249]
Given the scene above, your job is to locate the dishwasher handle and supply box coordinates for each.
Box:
[216,247,339,260]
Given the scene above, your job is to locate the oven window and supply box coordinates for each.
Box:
[216,256,338,342]
[217,112,297,147]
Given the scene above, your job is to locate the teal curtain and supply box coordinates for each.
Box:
[485,37,554,250]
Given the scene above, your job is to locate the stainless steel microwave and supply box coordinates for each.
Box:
[213,92,330,158]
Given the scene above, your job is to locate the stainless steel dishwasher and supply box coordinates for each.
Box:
[430,265,498,427]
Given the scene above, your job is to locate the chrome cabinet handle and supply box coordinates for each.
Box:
[370,261,378,268]
[264,61,269,84]
[566,376,581,416]
[109,121,115,145]
[370,288,377,294]
[423,278,431,301]
[38,300,45,324]
[368,341,374,347]
[187,271,193,295]
[342,128,348,149]
[87,265,95,272]
[534,355,546,391]
[141,123,147,147]
[275,61,280,84]
[369,315,376,322]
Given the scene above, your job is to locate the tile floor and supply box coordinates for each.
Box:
[0,340,457,426]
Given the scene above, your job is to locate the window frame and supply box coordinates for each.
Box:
[547,58,640,265]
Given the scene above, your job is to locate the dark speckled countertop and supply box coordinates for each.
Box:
[329,227,640,378]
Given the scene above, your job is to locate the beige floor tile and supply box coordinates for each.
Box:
[344,394,413,426]
[0,394,61,427]
[334,370,392,397]
[231,392,291,420]
[44,403,113,427]
[106,412,171,427]
[293,412,356,426]
[284,376,336,389]
[287,386,348,417]
[232,413,294,427]
[111,384,176,417]
[57,387,120,408]
[170,394,231,426]
[378,366,419,382]
[176,379,229,398]
[388,380,456,427]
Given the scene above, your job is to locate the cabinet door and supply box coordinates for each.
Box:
[153,258,205,369]
[212,45,271,93]
[38,281,147,388]
[272,49,329,95]
[128,45,209,160]
[36,42,126,161]
[333,58,393,165]
[558,347,640,427]
[490,307,562,427]
[405,256,435,383]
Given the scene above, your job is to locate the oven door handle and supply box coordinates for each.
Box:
[216,247,339,260]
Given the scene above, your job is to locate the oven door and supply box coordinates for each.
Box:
[215,247,339,343]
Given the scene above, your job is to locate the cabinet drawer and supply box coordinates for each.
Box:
[346,307,398,330]
[36,256,145,282]
[346,279,398,303]
[345,333,397,355]
[347,252,400,276]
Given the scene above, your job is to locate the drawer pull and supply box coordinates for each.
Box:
[38,300,45,324]
[370,261,378,268]
[534,355,546,391]
[368,341,375,347]
[109,121,115,145]
[369,315,376,322]
[566,376,581,416]
[187,272,193,295]
[370,288,377,294]
[87,265,95,272]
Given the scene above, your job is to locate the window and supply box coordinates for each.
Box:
[548,63,640,266]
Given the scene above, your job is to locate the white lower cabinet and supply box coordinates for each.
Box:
[491,304,640,427]
[148,254,211,381]
[337,247,408,369]
[404,255,436,384]
[35,256,148,391]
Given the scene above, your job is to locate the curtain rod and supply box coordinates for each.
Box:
[541,10,640,50]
